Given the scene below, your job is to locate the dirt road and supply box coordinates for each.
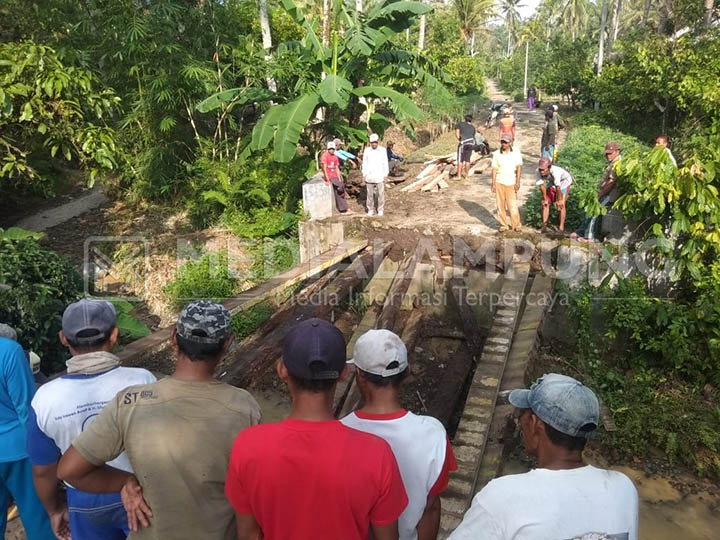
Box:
[345,81,554,237]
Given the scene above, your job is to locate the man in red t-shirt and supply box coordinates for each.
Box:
[321,141,350,213]
[225,318,408,540]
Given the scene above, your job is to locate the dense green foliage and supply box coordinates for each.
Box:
[164,251,238,308]
[0,238,82,373]
[524,125,646,230]
[0,42,119,194]
[564,278,720,476]
[231,301,274,340]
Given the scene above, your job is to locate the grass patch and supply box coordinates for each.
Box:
[231,301,274,340]
[164,251,238,308]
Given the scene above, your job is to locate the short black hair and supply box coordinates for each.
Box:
[464,114,473,122]
[543,421,594,451]
[287,371,337,393]
[67,328,113,353]
[176,333,226,362]
[357,366,409,388]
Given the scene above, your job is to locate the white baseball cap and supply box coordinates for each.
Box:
[348,329,408,377]
[369,133,379,143]
[327,141,336,149]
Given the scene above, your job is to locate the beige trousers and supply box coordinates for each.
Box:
[495,184,521,229]
[366,182,385,214]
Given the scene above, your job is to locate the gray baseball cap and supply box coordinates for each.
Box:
[176,300,231,344]
[62,299,116,345]
[509,373,599,438]
[0,323,17,341]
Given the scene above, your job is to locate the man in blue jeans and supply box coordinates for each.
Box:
[27,299,155,539]
[0,333,55,539]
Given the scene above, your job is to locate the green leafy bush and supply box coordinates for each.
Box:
[164,251,238,308]
[0,42,119,194]
[560,278,720,476]
[444,56,486,96]
[0,238,82,373]
[231,301,274,340]
[108,299,151,340]
[524,125,647,230]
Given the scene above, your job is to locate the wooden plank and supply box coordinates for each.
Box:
[421,171,450,192]
[438,178,450,189]
[219,242,392,388]
[416,163,438,179]
[338,251,421,418]
[117,238,368,365]
[468,157,492,176]
[448,277,487,358]
[400,173,435,192]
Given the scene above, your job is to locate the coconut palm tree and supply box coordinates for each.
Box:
[561,0,591,40]
[452,0,496,54]
[500,0,525,55]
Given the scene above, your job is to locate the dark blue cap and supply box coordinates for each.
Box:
[282,318,346,380]
[62,299,116,345]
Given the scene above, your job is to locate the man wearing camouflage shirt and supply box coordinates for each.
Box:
[58,300,261,540]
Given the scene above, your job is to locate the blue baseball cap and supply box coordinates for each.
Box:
[283,318,346,380]
[62,299,116,345]
[509,373,599,438]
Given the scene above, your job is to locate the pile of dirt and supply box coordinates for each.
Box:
[381,125,418,158]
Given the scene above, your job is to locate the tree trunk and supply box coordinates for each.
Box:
[597,0,609,75]
[356,0,363,11]
[705,0,714,27]
[641,0,651,25]
[258,0,277,92]
[608,0,622,52]
[322,0,331,47]
[418,14,426,50]
[470,31,476,57]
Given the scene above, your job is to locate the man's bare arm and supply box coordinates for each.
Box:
[58,445,132,493]
[372,521,400,540]
[416,494,441,540]
[235,513,263,540]
[32,463,71,540]
[455,128,461,141]
[598,178,615,199]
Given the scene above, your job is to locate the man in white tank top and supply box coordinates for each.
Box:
[342,329,457,540]
[449,373,638,540]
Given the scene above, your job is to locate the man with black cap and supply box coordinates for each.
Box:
[27,299,156,540]
[57,300,261,540]
[341,329,457,540]
[225,318,408,540]
[448,373,638,540]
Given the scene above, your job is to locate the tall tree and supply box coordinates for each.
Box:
[500,0,525,55]
[705,0,715,27]
[598,0,609,75]
[452,0,496,53]
[561,0,591,40]
[258,0,277,92]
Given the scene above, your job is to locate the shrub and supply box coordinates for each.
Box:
[231,301,274,340]
[561,278,720,476]
[0,238,82,373]
[524,125,647,230]
[164,251,238,308]
[444,56,486,96]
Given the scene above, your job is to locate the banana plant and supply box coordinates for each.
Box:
[200,0,434,163]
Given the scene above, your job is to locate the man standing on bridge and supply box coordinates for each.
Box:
[491,133,523,232]
[58,300,261,540]
[455,114,476,179]
[449,373,638,540]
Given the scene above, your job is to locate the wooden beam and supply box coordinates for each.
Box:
[117,238,368,366]
[219,242,392,388]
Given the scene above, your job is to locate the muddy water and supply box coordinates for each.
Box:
[503,457,720,539]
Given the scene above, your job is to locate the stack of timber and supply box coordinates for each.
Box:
[401,152,492,193]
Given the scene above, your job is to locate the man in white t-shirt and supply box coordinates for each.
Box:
[449,373,638,540]
[342,329,457,540]
[361,133,390,216]
[27,299,156,540]
[536,157,574,233]
[491,133,523,232]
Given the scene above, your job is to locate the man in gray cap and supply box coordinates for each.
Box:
[58,300,261,540]
[449,373,638,540]
[27,299,156,540]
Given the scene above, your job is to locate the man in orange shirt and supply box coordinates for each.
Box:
[498,108,515,142]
